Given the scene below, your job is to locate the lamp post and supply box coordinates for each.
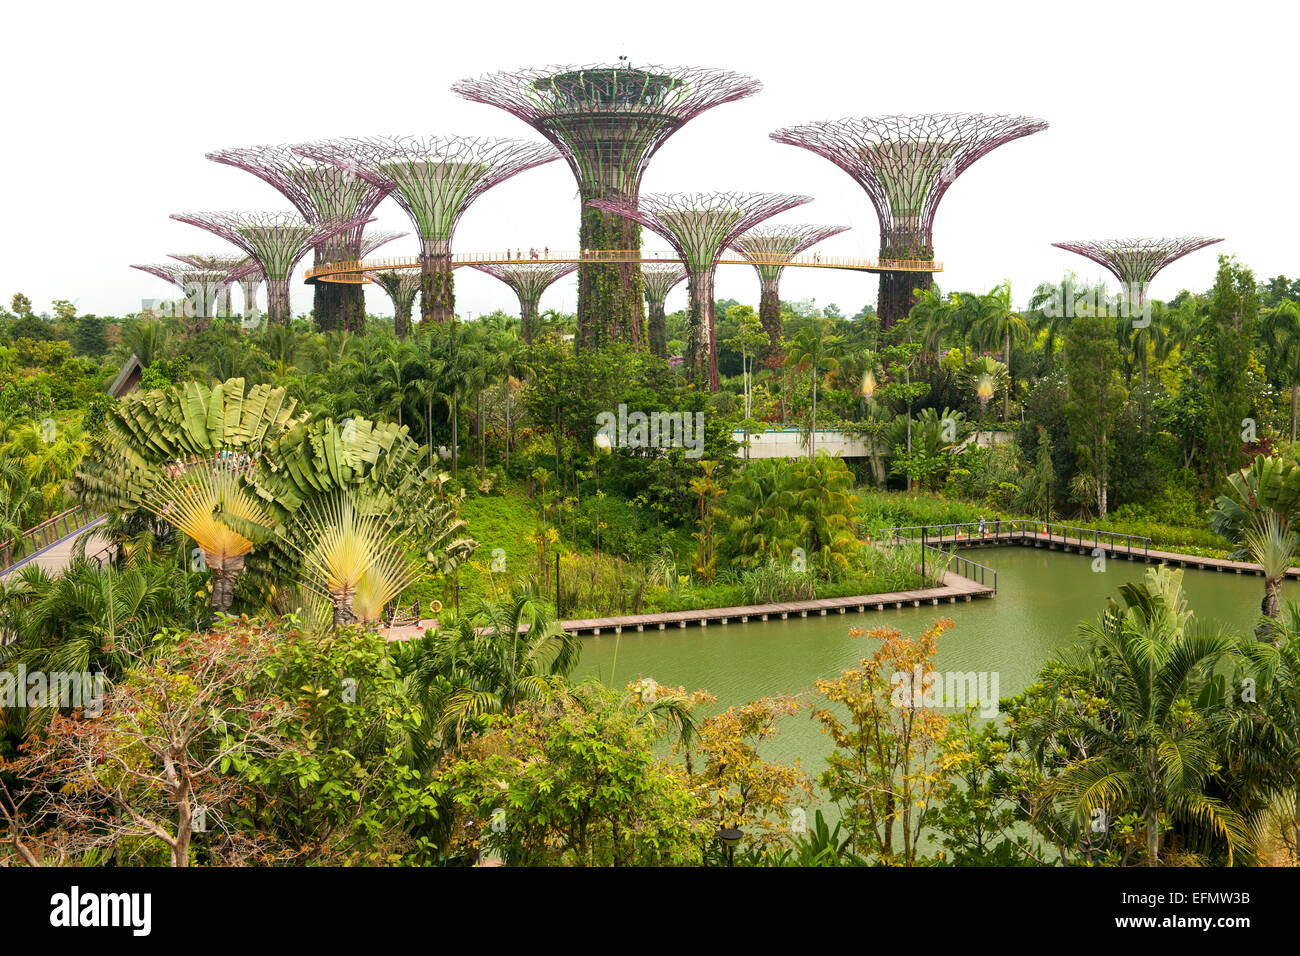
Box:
[921,525,927,581]
[717,826,743,867]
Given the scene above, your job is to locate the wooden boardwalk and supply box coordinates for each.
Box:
[0,517,110,579]
[385,570,994,641]
[920,527,1298,579]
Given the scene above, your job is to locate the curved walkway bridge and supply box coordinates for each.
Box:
[0,507,112,579]
[305,249,943,284]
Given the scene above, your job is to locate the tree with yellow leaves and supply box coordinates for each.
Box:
[811,619,965,865]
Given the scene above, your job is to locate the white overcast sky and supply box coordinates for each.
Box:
[2,0,1293,321]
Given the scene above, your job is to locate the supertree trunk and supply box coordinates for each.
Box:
[221,284,234,319]
[394,298,414,339]
[266,277,292,327]
[759,278,782,358]
[521,298,540,345]
[577,206,644,350]
[648,300,667,358]
[313,281,343,332]
[340,284,366,333]
[686,269,719,391]
[878,270,932,330]
[419,239,455,326]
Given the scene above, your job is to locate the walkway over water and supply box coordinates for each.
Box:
[0,508,112,578]
[305,249,943,284]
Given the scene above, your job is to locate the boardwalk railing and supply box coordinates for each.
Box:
[306,249,944,282]
[923,543,998,594]
[865,519,1151,561]
[0,506,101,573]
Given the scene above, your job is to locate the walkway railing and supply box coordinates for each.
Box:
[305,249,944,283]
[0,506,100,572]
[922,542,998,593]
[866,519,1151,561]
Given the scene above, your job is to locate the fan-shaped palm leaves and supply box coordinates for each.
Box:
[958,356,1010,444]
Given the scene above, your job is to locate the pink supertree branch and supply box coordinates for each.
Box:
[1051,237,1224,302]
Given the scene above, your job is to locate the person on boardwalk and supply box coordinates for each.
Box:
[978,514,987,536]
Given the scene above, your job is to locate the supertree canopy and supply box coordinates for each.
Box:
[454,63,762,350]
[295,135,559,329]
[729,223,849,356]
[471,262,578,344]
[359,229,408,258]
[169,253,257,318]
[770,113,1048,328]
[131,263,233,331]
[591,191,810,390]
[640,263,687,358]
[1050,237,1224,306]
[170,211,374,327]
[367,270,424,338]
[207,144,394,333]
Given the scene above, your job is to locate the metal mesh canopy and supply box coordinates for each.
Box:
[207,144,393,263]
[170,211,373,325]
[368,269,423,318]
[472,262,578,343]
[641,263,688,305]
[729,223,850,286]
[359,230,408,258]
[168,253,258,278]
[770,113,1048,258]
[169,210,373,280]
[131,264,230,319]
[471,261,578,303]
[591,191,810,388]
[1050,237,1224,301]
[590,191,812,271]
[294,136,559,256]
[453,63,761,201]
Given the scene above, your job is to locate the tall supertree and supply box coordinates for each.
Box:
[170,211,374,327]
[207,145,394,332]
[640,264,687,358]
[771,113,1048,328]
[453,63,762,350]
[130,263,232,331]
[169,253,257,319]
[295,136,559,329]
[471,262,578,343]
[590,191,810,390]
[729,223,849,355]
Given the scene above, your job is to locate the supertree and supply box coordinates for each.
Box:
[170,211,374,327]
[770,113,1048,328]
[130,263,232,331]
[367,270,423,338]
[207,145,394,332]
[1052,236,1224,390]
[453,63,761,350]
[169,253,257,319]
[471,262,578,344]
[1050,237,1224,309]
[640,264,687,358]
[295,135,559,329]
[729,223,849,356]
[590,191,811,390]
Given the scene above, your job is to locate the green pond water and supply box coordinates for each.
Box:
[575,545,1296,784]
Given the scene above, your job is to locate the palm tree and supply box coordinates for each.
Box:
[410,590,581,745]
[1263,301,1300,442]
[1044,567,1250,865]
[139,463,271,614]
[958,356,1009,445]
[290,491,421,629]
[784,321,842,459]
[964,282,1029,421]
[1209,455,1300,631]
